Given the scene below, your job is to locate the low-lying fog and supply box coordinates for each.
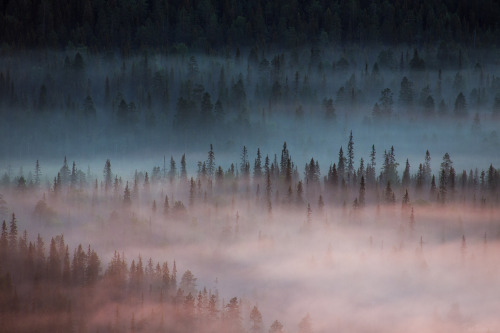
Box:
[2,174,499,332]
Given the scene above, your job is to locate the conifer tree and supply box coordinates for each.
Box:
[0,221,8,259]
[123,182,131,206]
[8,213,17,255]
[104,159,112,193]
[207,144,215,178]
[254,148,262,180]
[298,313,313,333]
[347,131,354,183]
[169,156,177,183]
[402,159,411,188]
[180,154,187,182]
[269,320,284,333]
[249,305,263,333]
[402,189,410,207]
[337,147,345,183]
[359,175,366,206]
[34,160,41,188]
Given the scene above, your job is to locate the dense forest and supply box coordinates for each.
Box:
[1,139,500,331]
[1,45,500,159]
[2,0,500,332]
[1,0,500,52]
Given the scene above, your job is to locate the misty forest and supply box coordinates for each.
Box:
[1,1,500,332]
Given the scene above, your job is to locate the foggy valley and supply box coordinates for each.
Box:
[2,0,500,332]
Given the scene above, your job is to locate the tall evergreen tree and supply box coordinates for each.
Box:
[123,182,131,206]
[8,213,17,255]
[249,306,263,333]
[337,147,346,183]
[402,159,411,188]
[359,176,366,206]
[254,148,262,181]
[207,144,215,178]
[169,156,177,183]
[347,131,354,184]
[180,154,188,182]
[104,159,112,193]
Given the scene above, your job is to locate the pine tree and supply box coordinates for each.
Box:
[60,156,70,185]
[254,148,262,180]
[402,189,410,207]
[424,150,432,184]
[180,154,187,182]
[0,221,8,259]
[359,175,366,206]
[225,297,242,332]
[399,76,414,107]
[347,131,354,183]
[104,159,112,193]
[249,305,263,333]
[439,168,447,203]
[70,161,77,190]
[241,146,250,180]
[169,156,177,183]
[207,144,215,178]
[144,172,150,192]
[430,175,437,198]
[402,159,411,188]
[454,92,467,117]
[269,320,284,333]
[280,142,289,177]
[298,313,313,333]
[48,237,61,281]
[34,160,41,188]
[189,178,196,207]
[366,144,376,185]
[297,181,304,204]
[8,213,17,255]
[123,182,131,206]
[385,181,395,203]
[62,245,71,286]
[337,147,345,182]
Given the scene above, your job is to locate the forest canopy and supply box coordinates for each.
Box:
[1,0,500,53]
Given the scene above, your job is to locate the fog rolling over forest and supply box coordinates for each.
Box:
[2,0,500,332]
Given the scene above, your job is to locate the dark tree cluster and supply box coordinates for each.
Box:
[1,0,499,52]
[0,212,310,333]
[1,43,499,158]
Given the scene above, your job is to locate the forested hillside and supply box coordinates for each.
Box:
[2,1,500,332]
[1,0,500,52]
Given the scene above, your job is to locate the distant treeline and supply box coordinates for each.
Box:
[1,0,500,52]
[1,46,500,157]
[2,138,499,213]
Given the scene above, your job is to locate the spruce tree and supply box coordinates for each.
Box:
[180,154,187,182]
[359,175,366,206]
[347,131,354,183]
[249,306,263,333]
[169,156,177,183]
[8,213,17,255]
[207,144,215,178]
[402,159,411,188]
[123,182,131,206]
[104,159,112,193]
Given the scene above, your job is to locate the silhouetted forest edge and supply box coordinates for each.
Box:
[1,0,500,52]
